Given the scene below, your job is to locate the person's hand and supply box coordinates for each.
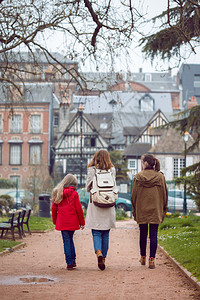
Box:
[80,225,85,230]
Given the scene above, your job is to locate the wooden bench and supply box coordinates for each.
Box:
[20,209,31,236]
[0,211,22,241]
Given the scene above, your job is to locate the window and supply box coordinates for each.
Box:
[10,144,22,165]
[145,73,152,82]
[194,74,200,88]
[10,115,22,133]
[100,123,108,129]
[29,144,41,164]
[53,115,59,126]
[140,95,154,112]
[0,115,2,132]
[128,159,138,175]
[129,160,136,169]
[41,66,46,80]
[30,115,41,133]
[173,158,185,177]
[84,137,96,147]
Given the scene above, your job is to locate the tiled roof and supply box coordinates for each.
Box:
[0,83,53,103]
[73,92,173,115]
[123,143,152,157]
[0,51,74,64]
[24,83,53,102]
[123,126,143,136]
[86,113,113,139]
[80,71,179,92]
[148,128,195,154]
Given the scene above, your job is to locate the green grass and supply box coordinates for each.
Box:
[116,209,129,220]
[0,240,20,252]
[0,215,54,232]
[29,216,54,231]
[158,215,200,281]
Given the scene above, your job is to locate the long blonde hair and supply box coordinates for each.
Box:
[52,174,78,204]
[88,149,113,170]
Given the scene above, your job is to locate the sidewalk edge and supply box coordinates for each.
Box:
[31,227,55,233]
[158,244,200,291]
[0,242,26,256]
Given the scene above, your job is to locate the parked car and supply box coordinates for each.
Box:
[5,190,33,209]
[77,188,132,212]
[167,189,197,212]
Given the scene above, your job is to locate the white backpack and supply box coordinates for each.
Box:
[90,168,118,208]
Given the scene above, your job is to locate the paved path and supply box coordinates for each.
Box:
[0,219,199,300]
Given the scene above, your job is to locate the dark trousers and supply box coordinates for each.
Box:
[139,224,159,258]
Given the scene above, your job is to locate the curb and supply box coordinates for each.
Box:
[158,245,200,291]
[0,242,26,256]
[31,227,55,233]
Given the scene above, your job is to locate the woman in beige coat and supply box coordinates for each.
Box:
[85,149,116,270]
[131,154,168,269]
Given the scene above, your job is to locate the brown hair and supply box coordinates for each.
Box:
[52,174,78,204]
[88,149,113,170]
[141,154,160,172]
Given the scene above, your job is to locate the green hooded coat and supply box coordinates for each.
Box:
[131,169,168,224]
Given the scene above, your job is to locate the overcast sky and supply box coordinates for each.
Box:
[115,0,200,75]
[45,1,200,75]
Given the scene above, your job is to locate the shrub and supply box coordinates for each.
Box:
[0,195,14,216]
[0,178,16,189]
[116,208,128,220]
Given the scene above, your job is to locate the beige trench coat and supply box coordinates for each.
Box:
[85,166,116,230]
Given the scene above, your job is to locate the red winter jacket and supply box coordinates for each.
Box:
[51,186,85,231]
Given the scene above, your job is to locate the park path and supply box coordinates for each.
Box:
[0,219,199,300]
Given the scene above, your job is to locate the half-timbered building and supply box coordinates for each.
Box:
[133,109,169,146]
[123,109,169,179]
[54,106,108,186]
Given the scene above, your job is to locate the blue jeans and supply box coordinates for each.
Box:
[61,230,76,265]
[139,224,159,258]
[92,229,110,258]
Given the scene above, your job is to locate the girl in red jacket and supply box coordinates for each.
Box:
[51,174,85,270]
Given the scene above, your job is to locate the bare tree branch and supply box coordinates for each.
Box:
[0,0,140,101]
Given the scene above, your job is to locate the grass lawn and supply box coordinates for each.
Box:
[0,240,20,252]
[158,215,200,281]
[29,216,54,231]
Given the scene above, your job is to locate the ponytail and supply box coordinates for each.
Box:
[154,158,160,172]
[142,154,160,172]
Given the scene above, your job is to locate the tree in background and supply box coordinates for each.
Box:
[109,150,129,182]
[0,178,15,189]
[0,0,140,93]
[140,0,200,62]
[0,195,13,216]
[24,164,54,214]
[163,105,200,211]
[139,0,200,211]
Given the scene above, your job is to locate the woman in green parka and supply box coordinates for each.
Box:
[131,154,168,269]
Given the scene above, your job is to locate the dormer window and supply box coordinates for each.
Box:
[145,73,152,82]
[100,123,108,129]
[140,94,154,112]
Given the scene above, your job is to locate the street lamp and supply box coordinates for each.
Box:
[78,103,84,187]
[183,131,189,215]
